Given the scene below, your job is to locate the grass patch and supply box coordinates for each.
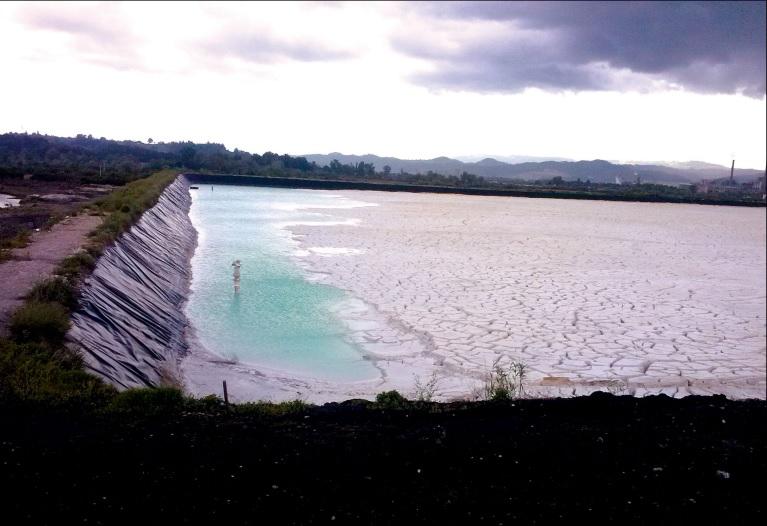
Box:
[104,389,312,418]
[88,169,176,247]
[9,301,70,345]
[106,387,186,417]
[0,339,116,406]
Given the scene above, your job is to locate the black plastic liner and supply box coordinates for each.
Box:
[69,177,196,389]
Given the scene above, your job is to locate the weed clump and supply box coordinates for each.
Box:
[27,277,77,310]
[56,251,96,280]
[482,361,528,401]
[413,372,441,402]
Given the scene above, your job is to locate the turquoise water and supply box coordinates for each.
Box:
[185,184,377,381]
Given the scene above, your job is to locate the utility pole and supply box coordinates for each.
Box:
[730,159,735,183]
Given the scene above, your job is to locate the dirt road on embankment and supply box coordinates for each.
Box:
[0,214,101,333]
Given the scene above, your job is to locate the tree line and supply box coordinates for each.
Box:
[1,133,761,204]
[0,132,494,188]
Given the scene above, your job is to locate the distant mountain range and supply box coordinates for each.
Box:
[454,154,573,164]
[303,153,764,185]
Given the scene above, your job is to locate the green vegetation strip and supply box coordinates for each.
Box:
[0,169,179,407]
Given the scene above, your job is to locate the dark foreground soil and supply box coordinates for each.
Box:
[2,393,764,524]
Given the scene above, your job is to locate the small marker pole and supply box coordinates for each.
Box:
[223,380,229,406]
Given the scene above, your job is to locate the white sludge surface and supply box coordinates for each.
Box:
[182,189,766,402]
[284,191,765,400]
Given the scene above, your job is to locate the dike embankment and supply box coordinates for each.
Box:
[69,177,196,388]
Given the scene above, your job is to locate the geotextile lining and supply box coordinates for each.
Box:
[69,177,196,388]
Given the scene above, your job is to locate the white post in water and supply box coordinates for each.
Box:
[232,259,241,293]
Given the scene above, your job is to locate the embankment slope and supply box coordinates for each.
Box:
[69,177,196,388]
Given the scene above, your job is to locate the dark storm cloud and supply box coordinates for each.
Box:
[207,33,355,64]
[396,1,766,96]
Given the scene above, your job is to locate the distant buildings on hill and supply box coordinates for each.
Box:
[695,175,765,197]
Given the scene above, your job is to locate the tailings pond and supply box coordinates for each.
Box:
[185,184,379,383]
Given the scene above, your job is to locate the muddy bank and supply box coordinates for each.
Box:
[69,177,196,388]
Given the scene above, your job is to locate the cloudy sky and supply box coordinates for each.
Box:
[1,1,765,168]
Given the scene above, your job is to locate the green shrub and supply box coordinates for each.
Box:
[27,278,77,310]
[106,387,185,416]
[375,390,409,409]
[9,301,70,344]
